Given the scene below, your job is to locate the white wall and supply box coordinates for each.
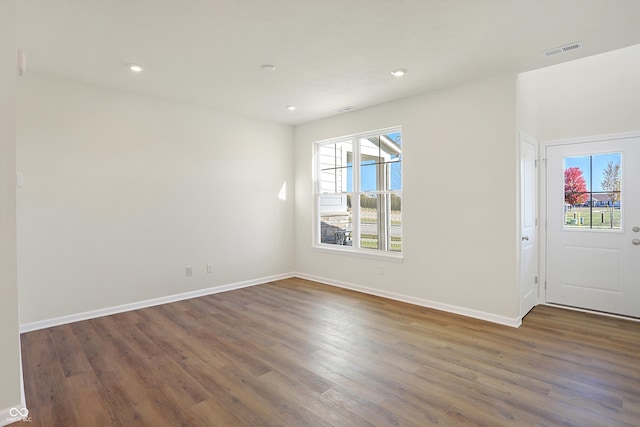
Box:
[0,0,23,419]
[537,44,640,141]
[517,71,539,140]
[294,73,521,322]
[531,44,640,313]
[516,70,541,314]
[17,74,294,324]
[17,40,638,332]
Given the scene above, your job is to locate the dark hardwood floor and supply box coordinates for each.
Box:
[19,278,640,426]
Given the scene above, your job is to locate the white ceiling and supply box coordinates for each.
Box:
[16,0,640,126]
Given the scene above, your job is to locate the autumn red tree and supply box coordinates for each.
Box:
[564,167,588,206]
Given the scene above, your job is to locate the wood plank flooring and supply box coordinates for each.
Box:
[19,278,640,426]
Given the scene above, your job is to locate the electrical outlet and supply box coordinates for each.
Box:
[186,266,193,277]
[207,264,213,273]
[379,265,385,276]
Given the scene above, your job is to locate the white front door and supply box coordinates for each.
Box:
[546,135,640,318]
[520,136,538,317]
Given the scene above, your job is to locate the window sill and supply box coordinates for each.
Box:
[312,244,404,262]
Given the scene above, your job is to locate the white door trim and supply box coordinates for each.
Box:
[540,130,640,309]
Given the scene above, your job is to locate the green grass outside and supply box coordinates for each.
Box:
[362,219,402,226]
[565,207,621,229]
[361,234,401,251]
[360,207,401,226]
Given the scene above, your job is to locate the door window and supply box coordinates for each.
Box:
[563,153,621,230]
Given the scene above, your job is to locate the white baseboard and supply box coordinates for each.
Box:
[294,272,522,328]
[0,404,29,426]
[13,270,519,426]
[19,271,521,334]
[19,272,295,333]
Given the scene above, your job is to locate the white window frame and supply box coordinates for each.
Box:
[313,126,403,261]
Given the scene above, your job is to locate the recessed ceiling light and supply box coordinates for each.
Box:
[390,68,407,77]
[128,63,143,73]
[335,106,353,113]
[260,64,276,71]
[286,105,296,111]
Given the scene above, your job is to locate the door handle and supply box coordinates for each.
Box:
[522,236,529,241]
[633,239,640,246]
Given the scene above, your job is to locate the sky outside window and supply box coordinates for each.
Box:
[564,153,621,192]
[347,132,401,191]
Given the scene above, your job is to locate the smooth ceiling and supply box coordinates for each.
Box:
[16,0,640,125]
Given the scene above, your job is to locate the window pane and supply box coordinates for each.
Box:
[360,160,378,192]
[564,153,621,230]
[390,193,402,252]
[359,193,402,251]
[319,194,353,246]
[360,132,402,192]
[390,161,402,191]
[360,135,380,192]
[319,140,353,193]
[386,132,402,192]
[360,194,379,249]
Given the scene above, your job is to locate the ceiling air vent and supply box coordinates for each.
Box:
[544,41,583,57]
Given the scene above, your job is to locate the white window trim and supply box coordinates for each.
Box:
[312,244,404,262]
[312,126,403,261]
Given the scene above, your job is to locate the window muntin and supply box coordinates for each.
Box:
[316,128,402,255]
[563,153,621,230]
